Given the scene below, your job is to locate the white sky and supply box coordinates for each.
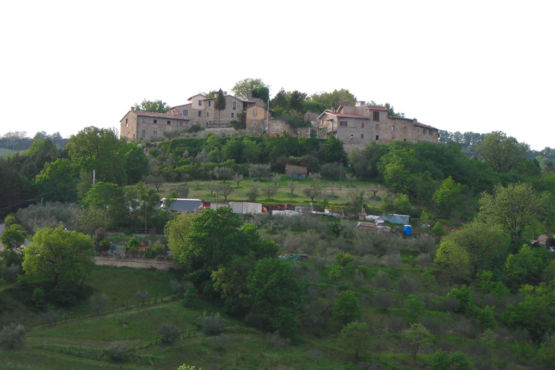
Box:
[0,0,553,150]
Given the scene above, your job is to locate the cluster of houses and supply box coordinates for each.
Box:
[120,92,439,151]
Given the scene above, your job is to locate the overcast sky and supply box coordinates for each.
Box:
[1,0,553,150]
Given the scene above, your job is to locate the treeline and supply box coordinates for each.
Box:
[0,127,148,216]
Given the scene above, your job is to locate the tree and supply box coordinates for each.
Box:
[303,183,321,202]
[308,89,356,110]
[137,182,160,234]
[231,78,269,99]
[0,323,25,350]
[262,184,277,199]
[435,222,509,280]
[123,143,149,184]
[214,89,226,123]
[406,322,433,360]
[247,258,301,338]
[333,290,361,325]
[215,183,234,201]
[433,176,464,219]
[83,182,127,229]
[34,158,79,202]
[66,127,127,185]
[246,186,259,202]
[404,295,425,323]
[476,131,534,174]
[479,183,546,252]
[288,90,307,112]
[133,99,170,113]
[429,351,471,370]
[339,321,371,362]
[504,245,553,289]
[22,227,94,294]
[1,224,26,266]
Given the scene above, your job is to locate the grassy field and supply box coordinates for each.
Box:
[0,267,348,370]
[160,177,390,210]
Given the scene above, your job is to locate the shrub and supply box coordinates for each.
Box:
[373,271,391,289]
[429,351,472,370]
[0,323,25,349]
[333,290,361,325]
[105,343,134,363]
[265,331,290,348]
[90,292,110,315]
[198,312,225,336]
[182,286,201,309]
[134,290,149,304]
[320,163,346,180]
[158,323,180,344]
[373,292,397,312]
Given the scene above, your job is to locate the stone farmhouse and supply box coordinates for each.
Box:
[120,92,266,141]
[315,103,438,151]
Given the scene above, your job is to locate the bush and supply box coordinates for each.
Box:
[0,323,25,350]
[249,164,271,179]
[429,351,472,370]
[158,323,180,344]
[182,286,201,309]
[320,163,346,180]
[90,292,110,315]
[333,290,361,325]
[105,343,134,363]
[198,312,225,336]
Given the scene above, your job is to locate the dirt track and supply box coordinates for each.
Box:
[94,256,178,270]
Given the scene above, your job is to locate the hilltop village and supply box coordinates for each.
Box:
[120,90,438,151]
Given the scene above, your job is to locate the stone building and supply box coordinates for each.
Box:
[121,92,266,141]
[120,108,191,141]
[315,103,438,151]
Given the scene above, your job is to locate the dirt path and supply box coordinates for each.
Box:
[94,257,178,270]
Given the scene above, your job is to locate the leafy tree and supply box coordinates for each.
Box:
[211,255,254,316]
[262,184,277,199]
[333,290,361,324]
[251,86,269,103]
[247,258,301,338]
[34,158,79,202]
[1,224,26,266]
[83,182,127,229]
[433,176,464,219]
[232,78,269,98]
[137,182,160,234]
[246,186,259,202]
[288,90,307,112]
[385,103,405,118]
[339,321,371,362]
[404,295,425,323]
[406,322,433,360]
[214,89,226,122]
[215,183,234,201]
[303,183,321,202]
[479,183,546,251]
[133,99,170,113]
[435,222,509,280]
[307,89,356,109]
[429,351,471,370]
[505,284,555,343]
[349,143,389,180]
[476,131,535,174]
[504,245,553,289]
[66,127,127,185]
[123,143,149,184]
[22,227,94,295]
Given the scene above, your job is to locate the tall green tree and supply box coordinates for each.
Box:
[433,176,464,219]
[339,321,371,362]
[479,183,546,251]
[476,131,536,174]
[307,89,356,109]
[435,222,510,280]
[247,258,301,338]
[66,127,127,185]
[83,182,127,229]
[231,78,269,98]
[22,227,94,294]
[34,158,79,202]
[133,99,170,113]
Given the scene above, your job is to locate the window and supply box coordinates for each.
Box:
[232,101,236,110]
[153,130,157,137]
[141,129,145,138]
[361,133,364,138]
[392,126,396,132]
[253,109,258,117]
[375,124,380,131]
[167,120,171,125]
[153,119,157,124]
[361,122,365,128]
[373,111,380,121]
[376,135,379,140]
[198,111,202,117]
[142,118,146,123]
[339,121,348,127]
[208,101,211,107]
[231,112,235,118]
[206,111,209,117]
[183,110,188,116]
[125,118,128,128]
[198,100,202,106]
[179,121,183,127]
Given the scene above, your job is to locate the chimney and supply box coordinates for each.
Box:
[131,106,135,112]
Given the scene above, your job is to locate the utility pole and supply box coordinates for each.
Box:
[265,98,269,133]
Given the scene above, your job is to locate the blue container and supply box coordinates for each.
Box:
[403,224,412,237]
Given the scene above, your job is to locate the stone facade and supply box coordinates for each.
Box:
[316,104,438,151]
[120,109,191,141]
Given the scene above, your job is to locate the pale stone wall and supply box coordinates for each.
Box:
[120,111,138,141]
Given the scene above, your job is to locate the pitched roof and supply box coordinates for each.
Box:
[187,94,206,100]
